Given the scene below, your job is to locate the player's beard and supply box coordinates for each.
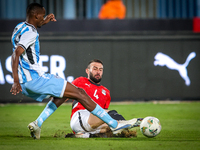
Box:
[89,72,102,84]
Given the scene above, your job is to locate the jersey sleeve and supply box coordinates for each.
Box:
[18,27,37,50]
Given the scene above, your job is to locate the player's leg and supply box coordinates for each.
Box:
[35,97,64,127]
[71,110,126,134]
[87,110,126,129]
[63,82,96,111]
[64,82,142,134]
[70,110,107,133]
[87,110,109,129]
[63,82,118,129]
[27,97,65,139]
[70,109,110,138]
[87,113,110,135]
[72,109,142,138]
[26,74,67,139]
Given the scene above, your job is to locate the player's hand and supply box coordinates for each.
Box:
[43,13,57,25]
[10,82,22,95]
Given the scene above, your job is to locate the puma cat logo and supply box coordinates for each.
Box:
[85,83,90,87]
[154,52,196,86]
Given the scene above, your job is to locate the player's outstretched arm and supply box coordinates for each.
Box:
[10,46,24,95]
[42,13,57,26]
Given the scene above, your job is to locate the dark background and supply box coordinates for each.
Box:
[0,19,200,103]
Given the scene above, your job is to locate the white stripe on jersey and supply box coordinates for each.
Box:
[18,58,32,82]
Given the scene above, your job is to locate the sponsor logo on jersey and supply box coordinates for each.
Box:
[85,83,90,87]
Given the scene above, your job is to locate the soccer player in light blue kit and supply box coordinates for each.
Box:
[10,3,138,139]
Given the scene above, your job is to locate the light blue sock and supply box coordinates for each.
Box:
[36,101,57,127]
[91,104,118,128]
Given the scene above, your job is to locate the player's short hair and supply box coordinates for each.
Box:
[87,59,103,68]
[26,3,44,16]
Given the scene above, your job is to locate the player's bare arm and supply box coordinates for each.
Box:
[10,46,24,95]
[42,13,56,26]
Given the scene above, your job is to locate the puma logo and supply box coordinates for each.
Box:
[154,52,196,86]
[85,83,90,87]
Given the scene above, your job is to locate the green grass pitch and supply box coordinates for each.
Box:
[0,101,200,150]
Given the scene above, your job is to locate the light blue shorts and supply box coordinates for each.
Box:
[21,74,67,102]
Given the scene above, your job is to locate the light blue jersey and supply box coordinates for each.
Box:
[11,22,67,101]
[11,21,44,83]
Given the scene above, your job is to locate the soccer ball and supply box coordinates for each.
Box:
[140,116,161,138]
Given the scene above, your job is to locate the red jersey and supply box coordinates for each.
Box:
[71,77,111,118]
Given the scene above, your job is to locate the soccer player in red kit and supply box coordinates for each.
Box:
[70,59,142,138]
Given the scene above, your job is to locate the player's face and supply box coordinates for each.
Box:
[87,62,103,84]
[37,8,46,28]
